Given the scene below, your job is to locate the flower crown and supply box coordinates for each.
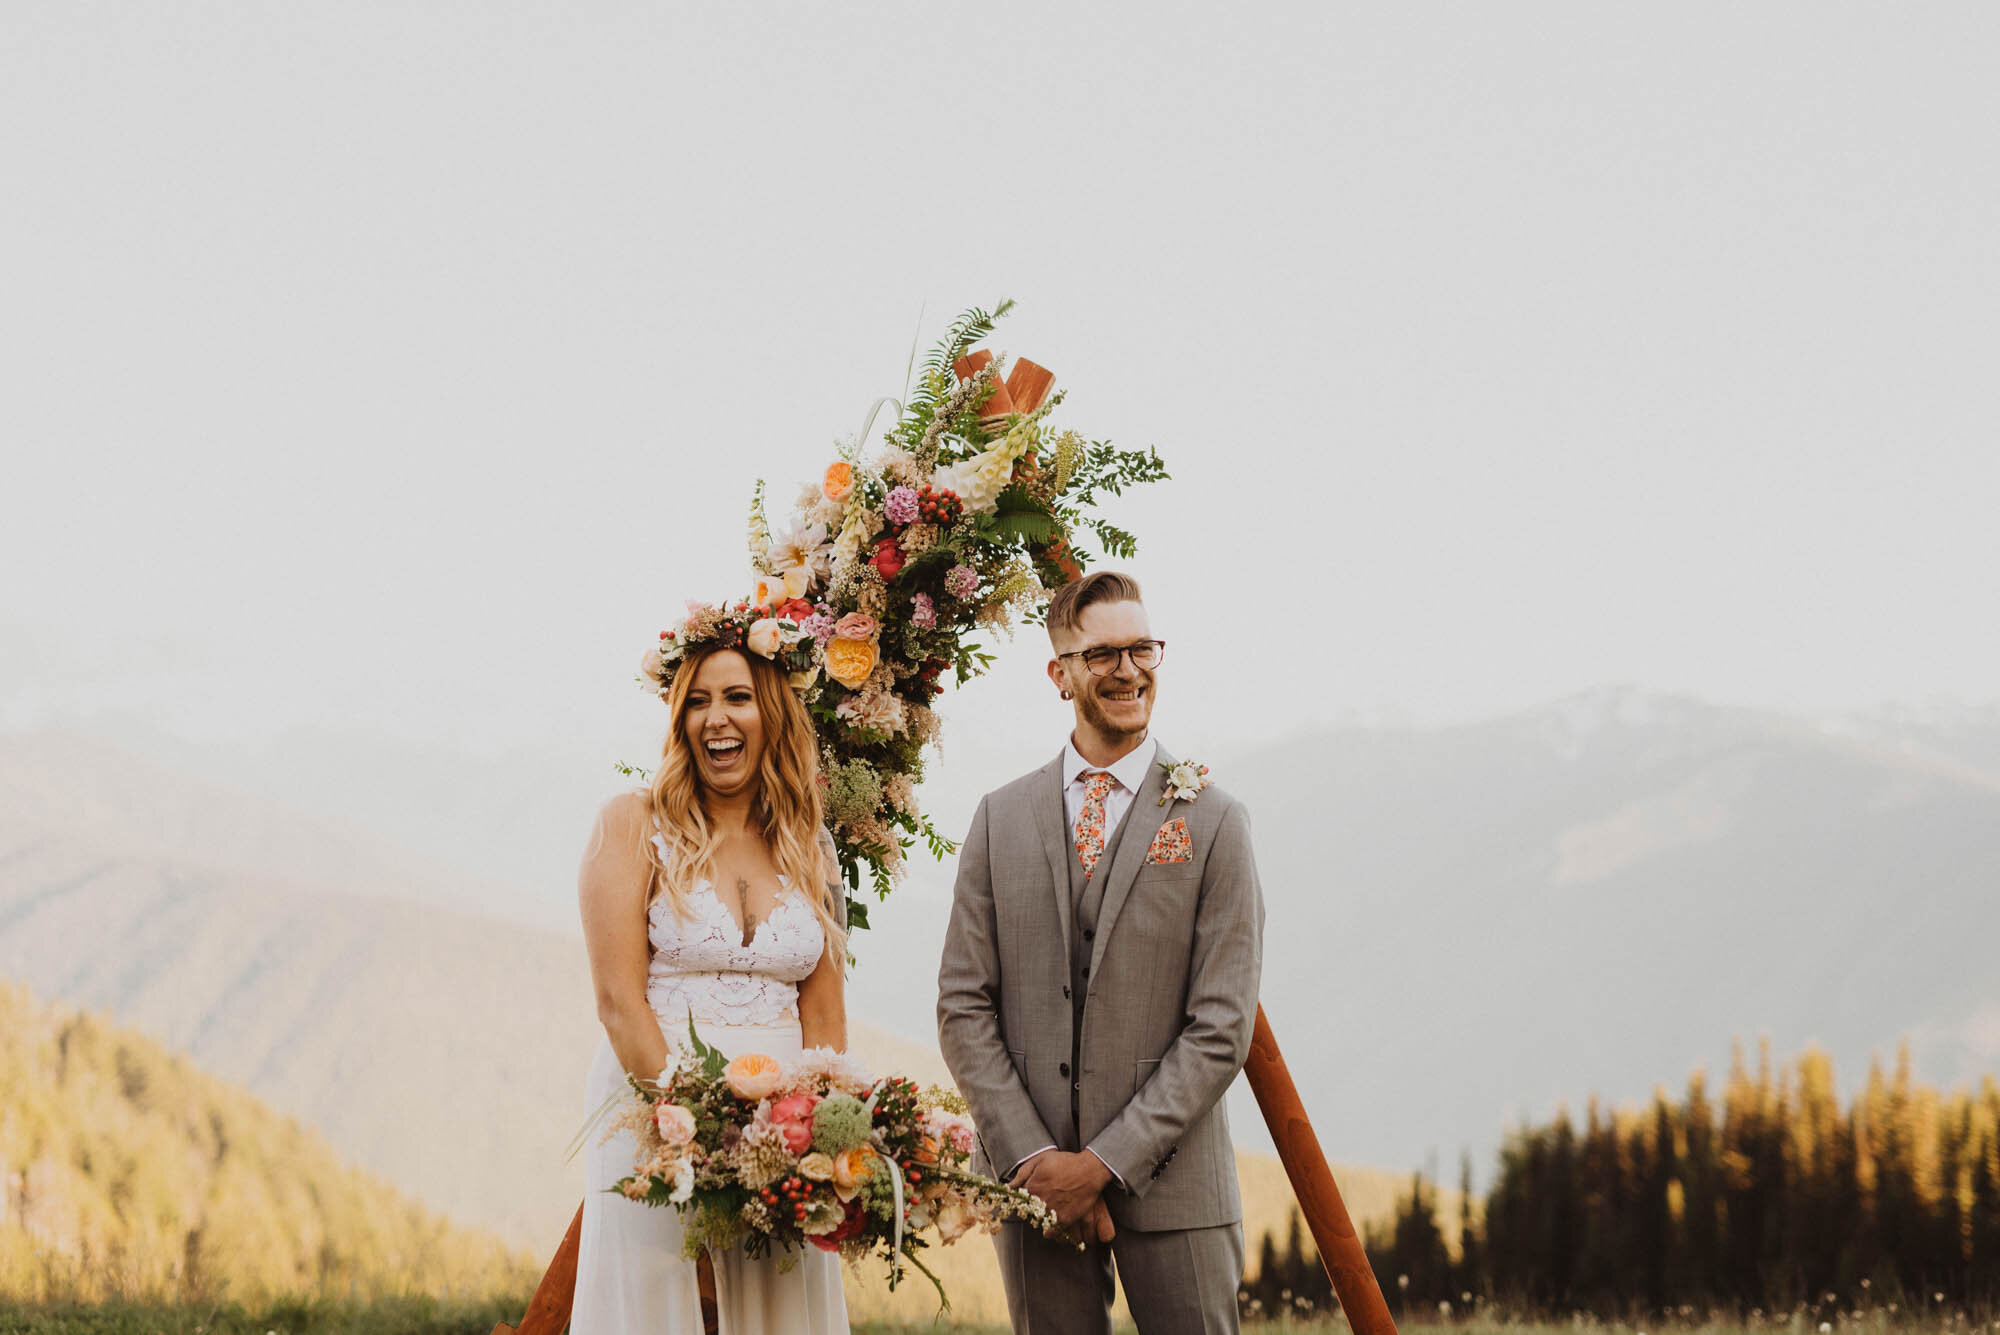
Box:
[639,598,819,699]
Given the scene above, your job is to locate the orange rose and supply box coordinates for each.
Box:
[822,461,854,502]
[832,1143,878,1199]
[723,1052,783,1102]
[823,636,878,690]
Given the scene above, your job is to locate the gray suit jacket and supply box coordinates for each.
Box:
[937,746,1265,1232]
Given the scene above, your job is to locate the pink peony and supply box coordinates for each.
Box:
[833,612,879,641]
[769,1092,819,1154]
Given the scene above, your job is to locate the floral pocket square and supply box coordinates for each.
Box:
[1145,817,1194,865]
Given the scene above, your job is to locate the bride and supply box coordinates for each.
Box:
[574,614,851,1333]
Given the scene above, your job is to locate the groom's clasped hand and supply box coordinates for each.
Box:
[940,570,1265,1335]
[1009,1149,1118,1242]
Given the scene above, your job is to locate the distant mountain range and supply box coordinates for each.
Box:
[1215,685,2000,1177]
[4,682,1994,1260]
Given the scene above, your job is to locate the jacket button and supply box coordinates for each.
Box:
[1059,1062,1070,1077]
[1082,966,1090,979]
[1084,928,1095,940]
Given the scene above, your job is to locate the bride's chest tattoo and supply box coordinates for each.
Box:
[732,875,758,946]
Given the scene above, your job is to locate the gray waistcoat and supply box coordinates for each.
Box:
[1064,797,1141,1141]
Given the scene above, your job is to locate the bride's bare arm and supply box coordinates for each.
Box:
[798,939,847,1051]
[798,829,848,1051]
[579,792,670,1083]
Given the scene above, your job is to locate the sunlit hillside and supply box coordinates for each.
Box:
[0,982,535,1304]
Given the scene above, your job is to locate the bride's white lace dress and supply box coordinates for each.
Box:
[573,836,849,1333]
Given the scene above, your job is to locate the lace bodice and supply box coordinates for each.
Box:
[645,833,826,1030]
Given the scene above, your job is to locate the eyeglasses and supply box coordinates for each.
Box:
[1058,639,1166,676]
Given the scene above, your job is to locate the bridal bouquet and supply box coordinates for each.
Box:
[610,1022,1059,1305]
[639,302,1169,914]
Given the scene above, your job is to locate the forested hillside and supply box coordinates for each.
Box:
[0,983,534,1302]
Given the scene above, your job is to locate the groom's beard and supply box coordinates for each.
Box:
[1075,670,1154,744]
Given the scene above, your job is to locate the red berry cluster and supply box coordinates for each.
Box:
[914,486,963,526]
[870,1076,921,1129]
[761,1175,814,1225]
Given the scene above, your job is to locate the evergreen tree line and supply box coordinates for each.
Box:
[1240,1209,1338,1321]
[1356,1042,2000,1316]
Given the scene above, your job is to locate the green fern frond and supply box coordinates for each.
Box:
[981,510,1060,544]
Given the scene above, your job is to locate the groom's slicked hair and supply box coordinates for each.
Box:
[1046,570,1143,641]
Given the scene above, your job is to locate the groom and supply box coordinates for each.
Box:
[939,571,1265,1334]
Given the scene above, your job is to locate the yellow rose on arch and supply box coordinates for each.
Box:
[823,636,879,690]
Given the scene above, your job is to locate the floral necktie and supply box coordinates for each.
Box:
[1074,770,1116,879]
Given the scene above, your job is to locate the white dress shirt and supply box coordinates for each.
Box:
[1013,735,1159,1188]
[1060,735,1160,847]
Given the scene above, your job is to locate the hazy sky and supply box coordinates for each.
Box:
[7,5,2000,1185]
[5,1,1998,760]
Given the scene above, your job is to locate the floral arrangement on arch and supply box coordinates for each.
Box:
[641,302,1168,922]
[612,1024,1058,1306]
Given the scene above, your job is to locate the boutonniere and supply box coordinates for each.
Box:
[1157,759,1213,806]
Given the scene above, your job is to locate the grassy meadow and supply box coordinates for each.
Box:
[6,1310,1999,1335]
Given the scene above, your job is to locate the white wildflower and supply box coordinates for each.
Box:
[836,688,906,736]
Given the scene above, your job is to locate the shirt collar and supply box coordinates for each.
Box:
[1062,734,1159,794]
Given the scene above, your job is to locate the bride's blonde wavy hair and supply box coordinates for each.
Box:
[646,645,845,956]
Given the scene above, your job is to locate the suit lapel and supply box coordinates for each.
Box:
[1088,745,1175,980]
[1028,752,1072,975]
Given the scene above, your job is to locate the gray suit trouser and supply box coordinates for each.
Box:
[995,1216,1244,1335]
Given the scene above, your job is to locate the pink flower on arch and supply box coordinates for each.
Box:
[884,486,920,526]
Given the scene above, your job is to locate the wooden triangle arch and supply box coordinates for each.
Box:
[493,1007,1396,1335]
